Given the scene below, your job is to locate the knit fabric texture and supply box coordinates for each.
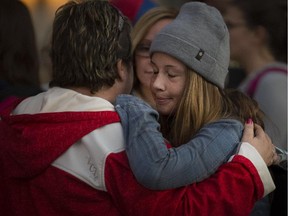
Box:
[150,2,230,89]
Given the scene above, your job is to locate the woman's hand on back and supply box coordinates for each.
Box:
[241,119,276,166]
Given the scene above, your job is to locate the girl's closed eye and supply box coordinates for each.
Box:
[166,67,184,78]
[167,71,177,78]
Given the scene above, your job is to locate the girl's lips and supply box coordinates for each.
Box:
[155,97,170,105]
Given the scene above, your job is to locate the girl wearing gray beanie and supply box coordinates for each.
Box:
[116,2,276,215]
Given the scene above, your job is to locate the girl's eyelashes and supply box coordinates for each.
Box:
[168,73,176,78]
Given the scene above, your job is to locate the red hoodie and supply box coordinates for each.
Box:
[0,88,269,216]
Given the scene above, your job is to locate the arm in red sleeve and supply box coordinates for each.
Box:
[105,152,269,216]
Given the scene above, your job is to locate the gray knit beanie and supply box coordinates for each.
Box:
[150,2,230,89]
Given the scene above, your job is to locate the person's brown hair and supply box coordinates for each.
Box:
[229,0,287,63]
[49,0,132,93]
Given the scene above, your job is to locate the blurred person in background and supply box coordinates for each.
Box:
[30,0,54,90]
[224,0,287,151]
[0,0,43,102]
[224,0,287,215]
[111,0,158,24]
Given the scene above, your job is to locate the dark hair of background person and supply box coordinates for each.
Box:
[230,0,287,63]
[49,0,132,94]
[0,0,42,101]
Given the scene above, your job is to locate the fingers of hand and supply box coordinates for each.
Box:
[253,124,264,137]
[242,121,254,142]
[268,145,279,166]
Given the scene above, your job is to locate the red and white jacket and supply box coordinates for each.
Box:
[0,87,274,216]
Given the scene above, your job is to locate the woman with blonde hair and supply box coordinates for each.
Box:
[131,6,178,108]
[116,3,278,214]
